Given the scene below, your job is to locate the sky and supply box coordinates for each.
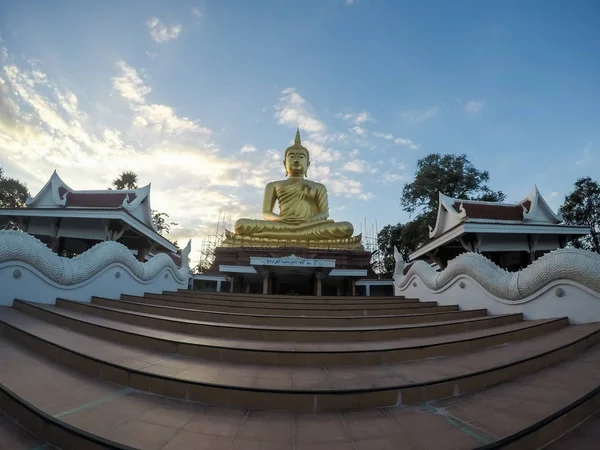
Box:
[0,0,599,264]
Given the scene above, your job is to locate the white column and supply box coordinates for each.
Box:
[216,280,221,292]
[316,276,322,296]
[230,276,235,292]
[366,284,371,297]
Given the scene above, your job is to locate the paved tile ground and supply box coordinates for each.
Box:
[2,332,600,449]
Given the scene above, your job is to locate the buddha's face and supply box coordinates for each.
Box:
[284,148,309,177]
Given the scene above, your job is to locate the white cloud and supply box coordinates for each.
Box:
[576,143,594,166]
[381,172,404,184]
[399,107,439,123]
[112,61,211,138]
[350,125,367,136]
[464,99,485,113]
[370,129,418,149]
[275,88,327,138]
[240,145,256,153]
[394,137,418,150]
[303,140,341,164]
[146,18,182,44]
[339,111,372,125]
[328,175,371,200]
[112,61,151,104]
[372,132,394,140]
[346,0,355,5]
[550,191,559,197]
[192,8,203,18]
[145,51,158,60]
[342,159,367,173]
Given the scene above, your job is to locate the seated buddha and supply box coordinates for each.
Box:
[234,129,354,241]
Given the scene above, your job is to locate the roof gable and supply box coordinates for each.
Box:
[25,171,156,229]
[428,187,563,238]
[428,193,467,239]
[519,186,563,224]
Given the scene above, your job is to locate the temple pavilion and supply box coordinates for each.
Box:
[409,187,590,271]
[0,171,180,263]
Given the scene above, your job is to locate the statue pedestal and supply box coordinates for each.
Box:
[221,231,364,251]
[208,245,374,296]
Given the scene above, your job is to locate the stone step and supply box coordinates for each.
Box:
[143,292,417,310]
[543,406,600,449]
[0,334,481,449]
[126,294,430,316]
[0,409,58,450]
[2,307,598,411]
[9,302,567,366]
[95,297,461,327]
[3,310,600,449]
[51,299,519,342]
[170,290,403,303]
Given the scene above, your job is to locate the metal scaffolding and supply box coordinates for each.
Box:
[194,213,385,275]
[194,211,231,273]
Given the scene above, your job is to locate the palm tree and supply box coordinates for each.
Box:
[110,171,139,190]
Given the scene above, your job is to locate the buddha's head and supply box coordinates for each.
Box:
[284,128,310,177]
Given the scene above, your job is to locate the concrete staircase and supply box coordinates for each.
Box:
[1,291,599,449]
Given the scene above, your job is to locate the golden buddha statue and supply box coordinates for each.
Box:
[225,129,361,249]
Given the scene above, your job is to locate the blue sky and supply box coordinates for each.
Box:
[0,0,598,261]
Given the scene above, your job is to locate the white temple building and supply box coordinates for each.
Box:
[409,186,590,271]
[0,171,179,263]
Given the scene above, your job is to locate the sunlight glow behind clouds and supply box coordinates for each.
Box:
[0,46,400,263]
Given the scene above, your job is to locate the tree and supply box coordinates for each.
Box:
[194,259,212,274]
[0,166,30,229]
[376,224,409,275]
[560,177,600,253]
[151,210,178,236]
[0,166,29,209]
[376,153,505,271]
[375,219,432,276]
[402,153,505,221]
[110,171,138,190]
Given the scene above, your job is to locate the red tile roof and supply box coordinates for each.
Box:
[165,252,182,267]
[453,201,525,221]
[64,192,137,208]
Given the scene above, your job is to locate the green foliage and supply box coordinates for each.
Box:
[110,171,138,190]
[401,153,505,217]
[561,177,600,253]
[0,166,29,208]
[194,259,212,274]
[376,153,504,274]
[375,217,432,275]
[151,210,178,236]
[0,166,30,229]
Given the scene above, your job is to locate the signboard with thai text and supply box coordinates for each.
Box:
[250,255,336,268]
